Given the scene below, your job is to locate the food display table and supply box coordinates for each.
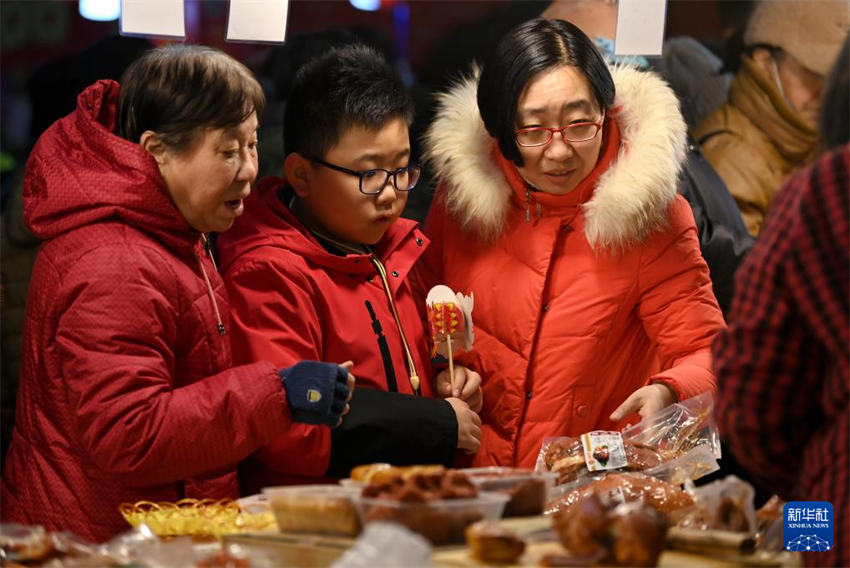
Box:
[222,517,801,568]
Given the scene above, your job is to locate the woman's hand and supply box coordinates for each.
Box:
[435,366,483,412]
[609,383,676,423]
[446,397,482,453]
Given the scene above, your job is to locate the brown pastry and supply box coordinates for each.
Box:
[465,521,526,564]
[270,495,361,536]
[608,503,667,567]
[543,439,664,485]
[351,464,446,484]
[547,472,695,517]
[551,491,609,557]
[361,470,483,545]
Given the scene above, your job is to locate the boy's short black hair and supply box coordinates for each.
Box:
[477,18,615,166]
[284,44,413,158]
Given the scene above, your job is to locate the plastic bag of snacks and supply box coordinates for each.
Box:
[119,497,276,538]
[674,475,757,533]
[536,393,720,488]
[0,523,95,564]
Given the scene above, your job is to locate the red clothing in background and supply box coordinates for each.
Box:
[714,144,849,567]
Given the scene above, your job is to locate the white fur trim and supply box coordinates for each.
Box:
[424,65,688,248]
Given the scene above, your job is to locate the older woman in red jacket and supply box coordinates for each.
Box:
[1,45,350,542]
[419,18,726,468]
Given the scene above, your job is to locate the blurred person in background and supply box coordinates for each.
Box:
[694,0,849,237]
[0,45,351,542]
[713,35,849,567]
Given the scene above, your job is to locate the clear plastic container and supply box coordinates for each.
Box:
[351,493,509,545]
[460,467,559,517]
[262,485,361,537]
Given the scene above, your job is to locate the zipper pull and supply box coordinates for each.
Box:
[525,188,531,223]
[536,201,542,220]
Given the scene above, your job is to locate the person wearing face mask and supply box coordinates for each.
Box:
[418,18,725,468]
[694,0,849,237]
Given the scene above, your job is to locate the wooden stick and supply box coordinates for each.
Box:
[446,335,455,395]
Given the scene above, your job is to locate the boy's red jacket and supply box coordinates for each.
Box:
[217,180,456,491]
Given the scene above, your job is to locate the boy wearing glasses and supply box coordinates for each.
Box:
[217,45,482,492]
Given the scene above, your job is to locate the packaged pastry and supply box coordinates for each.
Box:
[546,472,695,518]
[355,470,508,545]
[536,393,721,486]
[465,521,526,564]
[551,492,668,567]
[349,463,445,485]
[460,467,557,517]
[262,485,361,537]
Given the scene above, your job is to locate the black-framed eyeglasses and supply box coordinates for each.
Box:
[515,110,606,147]
[306,156,422,195]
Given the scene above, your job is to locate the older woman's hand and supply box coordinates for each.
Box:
[609,383,677,423]
[435,365,483,413]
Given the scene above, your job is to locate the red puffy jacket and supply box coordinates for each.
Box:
[217,181,458,492]
[0,81,291,542]
[420,67,726,468]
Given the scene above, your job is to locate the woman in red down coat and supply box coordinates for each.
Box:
[0,46,350,542]
[418,19,726,468]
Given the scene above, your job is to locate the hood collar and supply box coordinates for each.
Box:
[23,80,196,254]
[217,177,425,277]
[424,65,688,249]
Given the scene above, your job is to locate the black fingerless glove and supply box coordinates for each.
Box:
[279,361,350,426]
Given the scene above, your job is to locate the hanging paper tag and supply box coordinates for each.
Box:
[581,430,627,471]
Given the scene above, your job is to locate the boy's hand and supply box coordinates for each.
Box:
[279,360,354,427]
[609,382,676,423]
[336,361,356,427]
[435,366,483,412]
[446,397,482,453]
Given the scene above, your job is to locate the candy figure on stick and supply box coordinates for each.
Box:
[426,285,474,394]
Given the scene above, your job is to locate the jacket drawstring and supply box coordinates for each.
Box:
[370,254,421,394]
[198,235,226,336]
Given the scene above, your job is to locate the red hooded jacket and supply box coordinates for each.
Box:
[217,180,457,492]
[420,68,725,468]
[0,81,291,542]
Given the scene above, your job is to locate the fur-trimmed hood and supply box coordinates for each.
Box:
[424,66,687,248]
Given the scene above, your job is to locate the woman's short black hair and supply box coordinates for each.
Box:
[284,44,413,159]
[477,18,615,166]
[116,45,264,153]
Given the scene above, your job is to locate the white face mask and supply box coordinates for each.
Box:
[770,56,791,109]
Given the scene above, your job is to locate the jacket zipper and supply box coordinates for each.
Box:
[525,188,542,223]
[198,234,226,335]
[364,300,399,392]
